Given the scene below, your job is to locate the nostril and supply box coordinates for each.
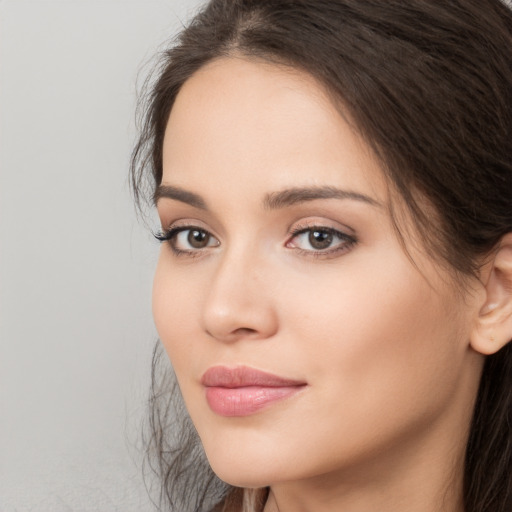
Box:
[205,326,258,341]
[233,327,258,337]
[206,327,261,342]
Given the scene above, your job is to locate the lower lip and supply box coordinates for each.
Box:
[205,386,304,417]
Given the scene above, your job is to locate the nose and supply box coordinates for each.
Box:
[200,248,279,343]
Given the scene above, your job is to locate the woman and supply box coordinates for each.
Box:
[131,1,512,511]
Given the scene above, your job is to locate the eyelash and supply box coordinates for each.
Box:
[153,226,211,258]
[154,224,357,259]
[287,224,357,258]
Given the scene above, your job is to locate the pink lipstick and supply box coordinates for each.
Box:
[201,366,306,417]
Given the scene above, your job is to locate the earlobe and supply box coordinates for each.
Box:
[470,233,512,355]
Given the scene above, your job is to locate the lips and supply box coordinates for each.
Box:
[201,366,307,417]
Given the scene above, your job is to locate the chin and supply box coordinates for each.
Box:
[211,467,271,489]
[200,434,292,488]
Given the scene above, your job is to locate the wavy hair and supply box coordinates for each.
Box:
[132,1,512,511]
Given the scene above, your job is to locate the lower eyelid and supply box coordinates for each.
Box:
[293,239,356,258]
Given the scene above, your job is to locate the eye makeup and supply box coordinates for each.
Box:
[286,224,357,259]
[154,225,220,257]
[154,220,358,260]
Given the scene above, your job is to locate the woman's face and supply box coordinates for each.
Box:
[153,57,483,488]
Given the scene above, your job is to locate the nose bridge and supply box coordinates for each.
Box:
[201,241,277,342]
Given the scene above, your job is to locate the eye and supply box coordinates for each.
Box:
[177,228,215,249]
[286,226,356,255]
[154,226,220,255]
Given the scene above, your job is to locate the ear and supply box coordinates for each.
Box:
[470,233,512,355]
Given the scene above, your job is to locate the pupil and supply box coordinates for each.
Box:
[309,230,332,250]
[188,229,209,248]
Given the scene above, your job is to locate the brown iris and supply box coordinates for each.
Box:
[309,229,333,250]
[188,229,210,248]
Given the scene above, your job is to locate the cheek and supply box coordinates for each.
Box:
[279,248,465,436]
[152,251,217,387]
[152,254,195,363]
[300,235,459,360]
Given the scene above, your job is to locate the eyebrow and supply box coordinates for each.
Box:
[154,185,207,209]
[263,186,381,209]
[154,184,381,210]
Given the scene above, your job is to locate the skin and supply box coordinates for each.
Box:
[152,57,499,512]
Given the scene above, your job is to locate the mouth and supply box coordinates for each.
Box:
[201,365,307,417]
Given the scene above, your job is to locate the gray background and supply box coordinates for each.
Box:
[0,0,202,510]
[2,1,512,511]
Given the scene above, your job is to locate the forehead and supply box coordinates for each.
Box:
[162,56,387,203]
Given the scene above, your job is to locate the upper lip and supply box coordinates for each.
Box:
[201,366,306,388]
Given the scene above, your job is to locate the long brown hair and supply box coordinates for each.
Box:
[132,1,512,511]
